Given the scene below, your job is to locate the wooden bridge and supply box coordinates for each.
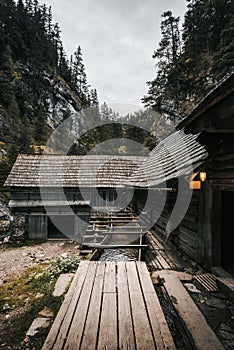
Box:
[42,261,175,350]
[42,259,225,350]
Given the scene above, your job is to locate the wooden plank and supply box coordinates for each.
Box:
[42,261,89,350]
[126,262,156,350]
[163,249,185,270]
[155,251,171,269]
[117,262,135,350]
[177,226,198,247]
[137,262,176,350]
[177,240,197,261]
[98,263,118,350]
[145,250,161,269]
[84,244,147,249]
[109,231,143,235]
[162,273,225,350]
[159,249,177,269]
[103,261,116,293]
[147,231,165,249]
[64,262,97,350]
[80,262,105,350]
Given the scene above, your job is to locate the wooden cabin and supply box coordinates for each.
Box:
[133,72,234,277]
[4,155,145,241]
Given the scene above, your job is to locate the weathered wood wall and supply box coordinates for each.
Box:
[28,215,47,240]
[135,186,201,263]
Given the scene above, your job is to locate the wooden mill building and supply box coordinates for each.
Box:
[4,155,145,241]
[4,72,234,277]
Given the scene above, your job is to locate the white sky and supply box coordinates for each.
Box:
[42,0,187,114]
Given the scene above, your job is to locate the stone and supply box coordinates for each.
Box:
[35,293,44,299]
[184,267,194,274]
[151,273,165,286]
[219,330,234,341]
[3,236,10,244]
[26,318,51,338]
[23,336,30,344]
[53,273,74,297]
[219,323,233,333]
[1,303,10,313]
[10,215,26,242]
[205,297,226,309]
[38,306,54,318]
[184,283,202,293]
[0,220,10,233]
[2,297,11,301]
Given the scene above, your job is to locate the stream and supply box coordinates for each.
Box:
[99,248,138,261]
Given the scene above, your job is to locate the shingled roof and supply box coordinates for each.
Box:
[128,130,209,187]
[4,154,146,188]
[5,130,208,189]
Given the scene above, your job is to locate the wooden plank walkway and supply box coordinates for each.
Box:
[42,261,175,350]
[144,231,192,271]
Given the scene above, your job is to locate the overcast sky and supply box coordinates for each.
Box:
[43,0,187,114]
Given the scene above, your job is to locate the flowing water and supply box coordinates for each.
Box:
[99,248,138,261]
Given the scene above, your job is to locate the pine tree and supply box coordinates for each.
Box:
[100,102,109,122]
[51,22,61,66]
[90,89,99,107]
[73,46,83,87]
[142,11,182,121]
[25,0,33,14]
[47,6,53,37]
[153,11,181,64]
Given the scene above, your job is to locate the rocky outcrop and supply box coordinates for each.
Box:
[45,74,85,132]
[10,215,27,242]
[0,203,12,241]
[0,204,26,243]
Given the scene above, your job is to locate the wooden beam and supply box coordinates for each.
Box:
[137,262,176,349]
[160,272,225,350]
[64,262,97,349]
[98,262,118,349]
[83,244,148,249]
[117,262,136,350]
[126,262,156,349]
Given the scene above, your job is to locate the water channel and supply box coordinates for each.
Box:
[99,248,138,261]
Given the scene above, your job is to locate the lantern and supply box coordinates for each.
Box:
[199,172,207,182]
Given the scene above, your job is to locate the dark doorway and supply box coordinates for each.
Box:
[221,191,234,276]
[48,215,75,239]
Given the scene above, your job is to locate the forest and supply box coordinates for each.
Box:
[143,0,234,120]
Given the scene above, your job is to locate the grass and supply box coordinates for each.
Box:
[0,254,80,346]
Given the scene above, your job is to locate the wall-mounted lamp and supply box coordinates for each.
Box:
[189,172,201,189]
[189,172,207,189]
[199,172,207,182]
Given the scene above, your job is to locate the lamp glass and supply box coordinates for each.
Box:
[200,172,207,182]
